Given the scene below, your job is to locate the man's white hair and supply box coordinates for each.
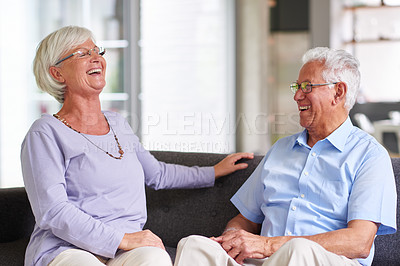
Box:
[302,47,361,111]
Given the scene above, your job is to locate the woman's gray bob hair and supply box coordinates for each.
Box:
[302,47,361,111]
[33,26,95,103]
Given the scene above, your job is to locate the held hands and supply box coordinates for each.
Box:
[211,229,289,264]
[211,229,267,264]
[118,229,165,251]
[214,152,254,179]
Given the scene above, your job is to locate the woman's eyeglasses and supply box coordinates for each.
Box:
[55,46,106,65]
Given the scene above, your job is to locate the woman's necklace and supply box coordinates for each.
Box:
[53,114,124,160]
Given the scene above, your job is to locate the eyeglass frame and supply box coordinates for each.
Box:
[55,46,106,66]
[290,81,338,94]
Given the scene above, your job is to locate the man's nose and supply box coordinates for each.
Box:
[293,88,305,101]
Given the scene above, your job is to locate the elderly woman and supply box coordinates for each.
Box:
[21,25,253,266]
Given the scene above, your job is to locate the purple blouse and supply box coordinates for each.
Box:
[21,111,214,266]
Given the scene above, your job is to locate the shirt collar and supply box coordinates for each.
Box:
[295,130,309,148]
[295,117,353,152]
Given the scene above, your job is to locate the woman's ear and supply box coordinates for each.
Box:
[49,66,65,83]
[333,82,347,105]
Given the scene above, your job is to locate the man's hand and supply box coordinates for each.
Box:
[211,229,289,264]
[118,229,165,251]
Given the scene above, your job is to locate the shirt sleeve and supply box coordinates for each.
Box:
[134,140,215,190]
[21,131,124,258]
[230,156,267,224]
[347,145,397,235]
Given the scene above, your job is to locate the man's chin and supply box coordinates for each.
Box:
[299,119,312,129]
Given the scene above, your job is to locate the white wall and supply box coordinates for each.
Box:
[310,0,331,47]
[235,0,271,154]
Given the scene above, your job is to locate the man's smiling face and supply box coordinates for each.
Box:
[293,61,337,131]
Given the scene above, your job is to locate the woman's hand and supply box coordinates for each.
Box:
[118,229,165,251]
[214,152,254,179]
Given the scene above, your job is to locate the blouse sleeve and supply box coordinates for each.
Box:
[134,139,215,190]
[21,130,124,258]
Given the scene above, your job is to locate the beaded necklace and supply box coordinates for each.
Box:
[53,114,124,160]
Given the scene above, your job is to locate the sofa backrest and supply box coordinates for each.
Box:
[372,157,400,265]
[145,151,263,248]
[0,187,34,243]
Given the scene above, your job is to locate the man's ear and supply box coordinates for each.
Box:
[49,66,65,83]
[333,82,347,105]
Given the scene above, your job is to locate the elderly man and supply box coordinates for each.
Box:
[173,47,397,266]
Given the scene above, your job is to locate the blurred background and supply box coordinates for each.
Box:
[1,0,400,187]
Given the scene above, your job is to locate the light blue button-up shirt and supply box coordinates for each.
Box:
[231,117,397,266]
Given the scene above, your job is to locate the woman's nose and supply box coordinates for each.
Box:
[90,52,102,62]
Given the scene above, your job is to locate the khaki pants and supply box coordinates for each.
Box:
[49,247,173,266]
[174,235,361,266]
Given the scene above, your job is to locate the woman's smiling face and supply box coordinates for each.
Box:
[53,39,107,99]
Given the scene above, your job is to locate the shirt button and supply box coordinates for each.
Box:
[312,152,316,157]
[291,206,296,211]
[300,194,305,198]
[304,171,309,176]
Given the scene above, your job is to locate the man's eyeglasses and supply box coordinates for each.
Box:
[290,81,338,94]
[55,46,106,65]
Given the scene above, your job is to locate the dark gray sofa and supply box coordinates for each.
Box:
[0,151,399,266]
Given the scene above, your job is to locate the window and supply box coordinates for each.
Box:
[139,0,236,154]
[0,0,235,187]
[0,0,132,187]
[340,1,400,102]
